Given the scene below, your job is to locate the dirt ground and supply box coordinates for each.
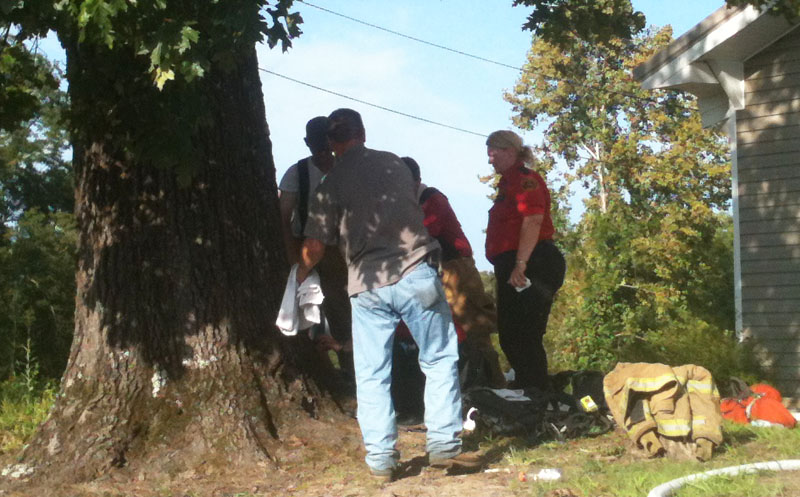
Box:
[3,412,800,497]
[0,411,566,497]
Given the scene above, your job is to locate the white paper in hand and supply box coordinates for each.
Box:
[515,277,532,292]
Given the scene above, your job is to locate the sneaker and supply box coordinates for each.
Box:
[368,466,395,483]
[428,451,484,473]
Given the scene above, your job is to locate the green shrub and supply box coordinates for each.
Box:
[619,322,763,389]
[0,375,56,454]
[0,209,76,381]
[546,295,761,388]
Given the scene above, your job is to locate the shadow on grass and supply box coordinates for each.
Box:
[715,426,759,456]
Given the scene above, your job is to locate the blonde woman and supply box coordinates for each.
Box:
[484,130,566,391]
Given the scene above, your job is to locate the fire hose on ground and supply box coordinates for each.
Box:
[647,459,800,497]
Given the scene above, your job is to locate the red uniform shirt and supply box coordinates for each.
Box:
[485,164,554,263]
[420,188,472,260]
[394,187,471,343]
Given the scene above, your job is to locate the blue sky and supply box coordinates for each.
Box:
[259,0,725,271]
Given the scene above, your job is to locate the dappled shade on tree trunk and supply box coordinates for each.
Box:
[19,37,338,483]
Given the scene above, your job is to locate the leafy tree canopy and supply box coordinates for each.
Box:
[0,49,72,230]
[3,0,301,90]
[0,40,75,383]
[2,1,302,178]
[513,0,646,47]
[0,35,61,133]
[506,25,736,373]
[726,0,800,19]
[515,0,800,46]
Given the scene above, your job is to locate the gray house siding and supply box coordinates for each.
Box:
[737,26,800,394]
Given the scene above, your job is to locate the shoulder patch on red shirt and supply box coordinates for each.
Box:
[521,176,538,191]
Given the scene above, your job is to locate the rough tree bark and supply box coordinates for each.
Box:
[18,34,336,483]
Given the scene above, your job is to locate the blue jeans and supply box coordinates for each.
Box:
[350,263,463,471]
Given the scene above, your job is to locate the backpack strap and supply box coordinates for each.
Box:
[418,186,439,205]
[297,158,310,234]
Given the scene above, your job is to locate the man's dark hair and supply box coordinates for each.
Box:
[305,116,330,153]
[327,108,365,143]
[401,157,421,183]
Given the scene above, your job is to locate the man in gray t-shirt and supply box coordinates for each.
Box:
[304,143,438,296]
[297,108,481,480]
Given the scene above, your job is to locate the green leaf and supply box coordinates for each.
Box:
[150,42,162,68]
[178,26,199,54]
[154,68,174,90]
[1,0,18,16]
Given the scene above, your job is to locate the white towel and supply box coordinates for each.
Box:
[276,264,325,336]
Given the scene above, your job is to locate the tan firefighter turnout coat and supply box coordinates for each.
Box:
[603,362,723,461]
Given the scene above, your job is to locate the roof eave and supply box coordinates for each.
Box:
[633,4,746,82]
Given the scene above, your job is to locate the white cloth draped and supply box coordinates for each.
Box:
[276,264,325,336]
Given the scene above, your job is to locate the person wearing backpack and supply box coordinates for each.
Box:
[401,157,507,390]
[278,116,353,375]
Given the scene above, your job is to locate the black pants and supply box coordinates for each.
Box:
[391,338,425,421]
[493,241,566,390]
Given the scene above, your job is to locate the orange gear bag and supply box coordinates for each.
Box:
[722,379,796,428]
[750,383,783,403]
[747,396,797,428]
[720,398,749,424]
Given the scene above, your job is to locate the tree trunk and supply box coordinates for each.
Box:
[19,36,334,483]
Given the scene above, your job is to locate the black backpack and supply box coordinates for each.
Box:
[462,384,613,441]
[296,158,310,234]
[550,369,608,412]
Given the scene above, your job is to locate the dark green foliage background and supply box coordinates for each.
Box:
[0,50,76,383]
[504,19,764,386]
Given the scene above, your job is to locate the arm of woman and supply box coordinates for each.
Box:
[509,214,543,288]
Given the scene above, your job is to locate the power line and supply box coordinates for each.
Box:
[296,0,662,105]
[296,0,520,72]
[258,67,488,138]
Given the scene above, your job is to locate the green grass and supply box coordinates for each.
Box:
[473,420,800,497]
[722,422,800,459]
[672,470,786,497]
[0,377,56,454]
